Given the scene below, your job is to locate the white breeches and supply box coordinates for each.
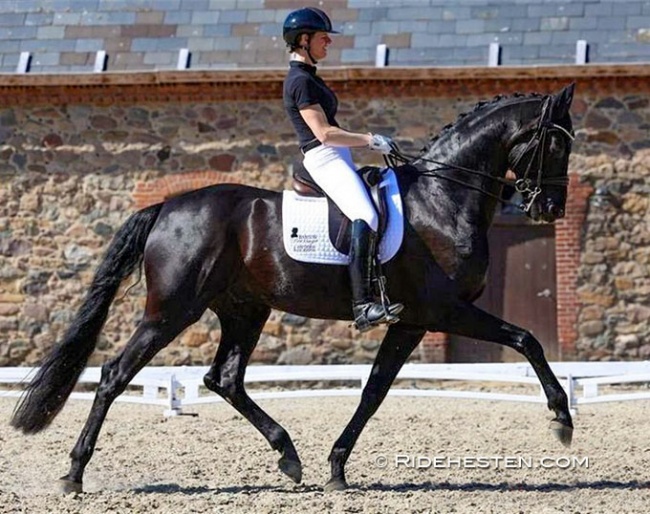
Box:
[302,145,379,232]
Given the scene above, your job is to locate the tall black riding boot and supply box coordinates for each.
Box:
[349,219,404,332]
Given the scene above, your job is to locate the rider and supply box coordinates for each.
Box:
[282,7,404,332]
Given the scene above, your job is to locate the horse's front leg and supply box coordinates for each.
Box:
[325,323,425,491]
[437,301,573,445]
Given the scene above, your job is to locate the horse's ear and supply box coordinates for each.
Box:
[551,82,575,118]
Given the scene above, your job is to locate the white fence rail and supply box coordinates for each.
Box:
[1,362,650,417]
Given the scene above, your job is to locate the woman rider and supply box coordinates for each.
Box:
[282,7,403,332]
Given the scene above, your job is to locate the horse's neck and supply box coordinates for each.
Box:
[415,126,509,230]
[397,124,510,287]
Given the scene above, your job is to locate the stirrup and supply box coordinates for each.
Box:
[353,302,404,333]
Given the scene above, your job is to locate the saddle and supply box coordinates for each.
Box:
[292,161,389,255]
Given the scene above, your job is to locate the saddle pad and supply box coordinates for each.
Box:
[282,169,404,265]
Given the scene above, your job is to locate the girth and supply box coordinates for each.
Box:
[292,162,389,255]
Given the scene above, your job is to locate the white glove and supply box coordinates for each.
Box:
[368,133,395,154]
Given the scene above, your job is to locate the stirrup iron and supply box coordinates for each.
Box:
[352,258,403,332]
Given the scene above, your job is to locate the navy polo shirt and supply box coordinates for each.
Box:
[283,60,339,147]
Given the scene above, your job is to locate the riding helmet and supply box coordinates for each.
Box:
[282,7,339,48]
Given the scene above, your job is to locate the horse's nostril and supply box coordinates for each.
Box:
[547,204,564,218]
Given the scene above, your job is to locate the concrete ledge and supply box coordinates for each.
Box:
[1,63,650,87]
[1,63,649,106]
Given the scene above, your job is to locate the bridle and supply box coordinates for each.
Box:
[385,96,575,213]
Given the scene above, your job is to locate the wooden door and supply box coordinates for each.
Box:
[448,215,558,362]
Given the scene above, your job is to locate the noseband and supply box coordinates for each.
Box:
[387,96,575,212]
[508,96,574,212]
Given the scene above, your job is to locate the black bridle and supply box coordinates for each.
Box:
[385,96,575,212]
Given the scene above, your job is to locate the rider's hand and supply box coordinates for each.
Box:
[368,133,395,154]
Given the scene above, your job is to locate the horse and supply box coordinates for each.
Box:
[11,83,576,493]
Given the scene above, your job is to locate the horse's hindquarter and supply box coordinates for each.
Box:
[222,187,357,320]
[142,184,259,312]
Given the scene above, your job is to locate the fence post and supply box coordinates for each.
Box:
[164,374,182,417]
[566,374,577,416]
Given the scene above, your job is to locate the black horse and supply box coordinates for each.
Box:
[11,84,576,493]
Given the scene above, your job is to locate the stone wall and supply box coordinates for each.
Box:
[573,152,650,360]
[1,68,650,365]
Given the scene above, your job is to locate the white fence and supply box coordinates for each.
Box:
[1,362,650,417]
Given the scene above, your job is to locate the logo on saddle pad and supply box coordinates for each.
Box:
[282,168,404,265]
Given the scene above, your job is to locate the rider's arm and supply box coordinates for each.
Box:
[300,104,372,148]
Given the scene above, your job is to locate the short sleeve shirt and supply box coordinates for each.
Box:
[283,60,339,146]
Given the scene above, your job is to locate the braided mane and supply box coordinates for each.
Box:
[421,92,546,153]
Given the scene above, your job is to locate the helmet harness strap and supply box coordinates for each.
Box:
[298,33,318,65]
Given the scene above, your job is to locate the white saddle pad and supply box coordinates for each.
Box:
[282,168,404,265]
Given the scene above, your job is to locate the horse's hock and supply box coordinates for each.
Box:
[1,66,649,366]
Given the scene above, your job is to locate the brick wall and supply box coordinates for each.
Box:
[1,1,650,73]
[556,176,593,359]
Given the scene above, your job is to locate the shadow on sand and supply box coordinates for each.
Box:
[132,479,650,496]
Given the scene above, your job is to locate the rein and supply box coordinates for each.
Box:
[385,97,575,212]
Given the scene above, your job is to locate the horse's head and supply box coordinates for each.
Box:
[507,83,575,222]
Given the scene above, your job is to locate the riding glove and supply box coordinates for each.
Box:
[368,134,395,154]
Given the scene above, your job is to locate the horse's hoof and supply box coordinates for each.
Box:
[58,477,83,494]
[550,420,573,447]
[278,456,302,484]
[323,477,348,492]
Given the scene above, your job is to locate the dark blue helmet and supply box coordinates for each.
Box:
[282,7,339,48]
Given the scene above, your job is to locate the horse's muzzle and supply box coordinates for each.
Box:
[529,199,565,222]
[538,200,565,222]
[546,202,565,219]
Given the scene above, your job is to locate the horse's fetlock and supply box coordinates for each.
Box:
[329,447,347,463]
[268,427,288,451]
[550,388,568,409]
[513,330,544,359]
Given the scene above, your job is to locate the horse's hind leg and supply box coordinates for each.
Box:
[326,323,426,491]
[203,303,302,484]
[59,314,196,493]
[439,302,573,445]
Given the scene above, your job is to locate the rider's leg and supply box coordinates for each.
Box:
[303,146,379,229]
[349,218,403,332]
[303,146,403,331]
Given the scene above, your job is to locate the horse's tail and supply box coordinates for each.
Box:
[11,203,163,434]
